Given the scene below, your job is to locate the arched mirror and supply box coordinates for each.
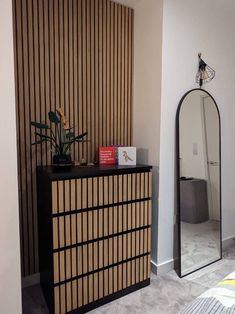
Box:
[175,88,222,277]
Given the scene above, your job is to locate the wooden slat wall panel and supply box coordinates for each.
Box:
[13,0,134,276]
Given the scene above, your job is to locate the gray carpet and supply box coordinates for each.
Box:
[22,242,235,314]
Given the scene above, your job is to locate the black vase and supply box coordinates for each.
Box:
[53,154,72,169]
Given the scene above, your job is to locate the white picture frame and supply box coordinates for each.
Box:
[118,147,136,166]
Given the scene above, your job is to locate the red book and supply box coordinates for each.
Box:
[99,146,116,165]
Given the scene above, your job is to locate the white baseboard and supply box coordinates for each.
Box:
[151,260,158,274]
[22,273,40,288]
[150,236,235,277]
[222,235,235,250]
[151,258,174,275]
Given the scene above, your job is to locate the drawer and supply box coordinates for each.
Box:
[54,254,151,314]
[52,172,152,214]
[52,200,152,250]
[53,228,151,284]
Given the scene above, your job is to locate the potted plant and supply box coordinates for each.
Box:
[31,108,88,168]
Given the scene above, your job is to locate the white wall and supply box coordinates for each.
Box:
[116,0,163,264]
[0,1,22,313]
[131,0,163,264]
[132,0,162,167]
[159,0,235,269]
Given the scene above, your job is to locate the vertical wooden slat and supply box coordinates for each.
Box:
[110,1,114,144]
[53,218,58,249]
[99,0,103,147]
[103,176,108,205]
[72,280,77,310]
[86,0,91,161]
[78,0,83,159]
[99,177,103,206]
[58,181,64,213]
[82,0,87,160]
[103,0,107,146]
[59,217,65,248]
[60,251,65,282]
[44,0,51,165]
[52,182,57,213]
[130,8,134,144]
[107,0,111,145]
[78,278,83,307]
[90,0,95,158]
[121,5,125,145]
[94,0,99,156]
[76,179,82,210]
[77,213,82,243]
[124,6,128,145]
[114,3,118,144]
[128,8,132,145]
[117,4,121,144]
[73,0,78,160]
[69,0,74,159]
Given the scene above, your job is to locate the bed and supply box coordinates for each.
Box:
[181,271,235,313]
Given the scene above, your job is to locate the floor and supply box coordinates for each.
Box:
[181,220,220,276]
[22,242,235,314]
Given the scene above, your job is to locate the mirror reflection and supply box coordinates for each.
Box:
[179,89,221,276]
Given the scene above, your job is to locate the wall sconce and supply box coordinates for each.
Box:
[196,53,215,87]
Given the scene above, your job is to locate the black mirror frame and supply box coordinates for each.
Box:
[174,88,222,278]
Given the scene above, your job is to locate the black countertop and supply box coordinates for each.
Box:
[37,164,152,181]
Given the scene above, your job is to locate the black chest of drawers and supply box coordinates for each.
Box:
[37,164,152,314]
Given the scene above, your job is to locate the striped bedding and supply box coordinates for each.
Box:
[181,271,235,314]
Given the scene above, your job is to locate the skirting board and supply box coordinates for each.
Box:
[151,259,174,276]
[222,235,235,250]
[150,236,235,276]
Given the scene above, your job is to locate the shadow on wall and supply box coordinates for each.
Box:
[137,148,159,268]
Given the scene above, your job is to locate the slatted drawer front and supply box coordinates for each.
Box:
[52,171,152,314]
[54,255,151,314]
[52,200,152,250]
[53,228,151,284]
[52,173,152,214]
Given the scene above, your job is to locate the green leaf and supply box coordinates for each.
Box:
[31,138,47,145]
[66,132,75,139]
[75,139,90,143]
[31,121,49,129]
[48,111,60,124]
[35,133,60,151]
[35,132,54,142]
[73,131,88,141]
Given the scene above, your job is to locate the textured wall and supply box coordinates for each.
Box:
[13,0,134,276]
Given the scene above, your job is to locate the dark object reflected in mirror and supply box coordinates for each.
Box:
[175,89,222,278]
